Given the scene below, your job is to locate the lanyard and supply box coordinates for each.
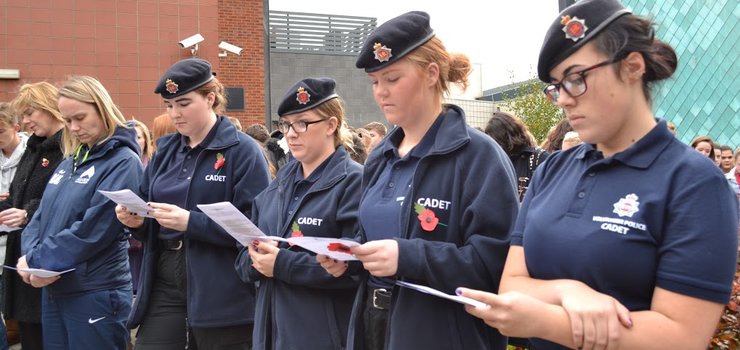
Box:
[73,144,90,173]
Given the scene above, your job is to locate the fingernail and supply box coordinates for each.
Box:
[455,287,463,296]
[252,240,260,246]
[627,317,634,328]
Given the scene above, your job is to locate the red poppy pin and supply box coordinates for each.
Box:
[289,221,304,247]
[561,15,588,42]
[373,42,392,62]
[214,153,225,175]
[414,203,447,232]
[327,242,353,255]
[296,86,311,105]
[41,158,49,167]
[165,79,179,94]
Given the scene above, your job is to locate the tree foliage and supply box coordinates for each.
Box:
[500,78,563,145]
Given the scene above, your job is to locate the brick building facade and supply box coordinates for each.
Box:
[0,0,267,127]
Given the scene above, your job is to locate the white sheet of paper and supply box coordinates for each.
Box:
[395,280,488,308]
[285,236,359,261]
[4,265,76,278]
[196,202,271,246]
[0,224,18,232]
[197,202,359,260]
[98,189,153,218]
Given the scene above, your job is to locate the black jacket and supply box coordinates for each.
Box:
[1,129,64,322]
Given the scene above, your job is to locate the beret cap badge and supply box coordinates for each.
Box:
[295,86,311,105]
[165,79,179,94]
[561,15,588,42]
[373,42,393,62]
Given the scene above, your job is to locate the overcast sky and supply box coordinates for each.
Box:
[268,0,561,91]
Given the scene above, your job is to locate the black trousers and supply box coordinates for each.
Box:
[135,249,188,350]
[191,324,252,350]
[363,291,389,350]
[19,321,44,350]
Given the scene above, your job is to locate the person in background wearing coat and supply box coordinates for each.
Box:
[18,76,144,349]
[319,11,519,350]
[0,102,28,350]
[0,82,66,350]
[235,77,362,350]
[460,1,738,349]
[117,58,270,350]
[484,111,549,202]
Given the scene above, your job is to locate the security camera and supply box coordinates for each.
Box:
[218,41,242,56]
[179,34,204,48]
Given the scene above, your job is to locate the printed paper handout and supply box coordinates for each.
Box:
[395,280,488,308]
[3,265,76,278]
[98,189,153,218]
[197,202,360,261]
[0,224,18,232]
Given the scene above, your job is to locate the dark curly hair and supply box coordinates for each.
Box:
[484,111,533,156]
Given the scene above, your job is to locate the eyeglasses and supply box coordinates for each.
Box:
[542,59,619,104]
[278,118,328,134]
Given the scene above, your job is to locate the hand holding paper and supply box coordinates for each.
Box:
[197,202,360,261]
[395,281,488,308]
[4,265,75,278]
[99,189,153,218]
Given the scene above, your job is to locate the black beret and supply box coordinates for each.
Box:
[356,11,435,72]
[537,0,631,82]
[277,77,339,117]
[155,58,214,98]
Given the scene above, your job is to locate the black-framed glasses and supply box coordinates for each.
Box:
[278,118,328,134]
[542,59,619,104]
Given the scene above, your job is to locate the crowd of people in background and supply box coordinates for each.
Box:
[0,0,736,350]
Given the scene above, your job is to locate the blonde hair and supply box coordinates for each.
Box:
[10,81,65,123]
[405,37,472,98]
[58,76,128,156]
[131,119,154,160]
[0,102,19,126]
[311,97,354,153]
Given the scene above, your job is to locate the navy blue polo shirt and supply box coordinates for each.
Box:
[152,119,222,240]
[359,117,442,288]
[284,155,332,216]
[512,120,738,349]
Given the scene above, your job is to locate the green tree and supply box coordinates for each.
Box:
[500,77,563,144]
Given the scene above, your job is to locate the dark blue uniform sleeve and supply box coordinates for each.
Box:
[235,200,266,283]
[25,156,144,271]
[395,143,519,293]
[186,143,271,247]
[656,172,739,304]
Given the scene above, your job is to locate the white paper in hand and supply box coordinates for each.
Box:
[196,202,270,246]
[4,265,76,278]
[395,280,488,308]
[285,236,359,261]
[98,189,153,218]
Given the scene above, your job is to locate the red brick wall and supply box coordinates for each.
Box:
[0,0,265,127]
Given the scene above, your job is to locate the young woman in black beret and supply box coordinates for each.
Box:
[319,11,519,350]
[235,77,362,350]
[460,0,738,349]
[116,58,271,350]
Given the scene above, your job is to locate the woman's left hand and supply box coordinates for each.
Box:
[458,288,548,338]
[17,255,60,288]
[148,202,190,232]
[248,241,280,277]
[351,239,398,277]
[29,274,60,288]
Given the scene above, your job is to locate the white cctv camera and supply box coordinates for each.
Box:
[179,33,205,48]
[218,41,242,56]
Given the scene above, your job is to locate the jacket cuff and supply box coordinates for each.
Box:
[394,238,423,279]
